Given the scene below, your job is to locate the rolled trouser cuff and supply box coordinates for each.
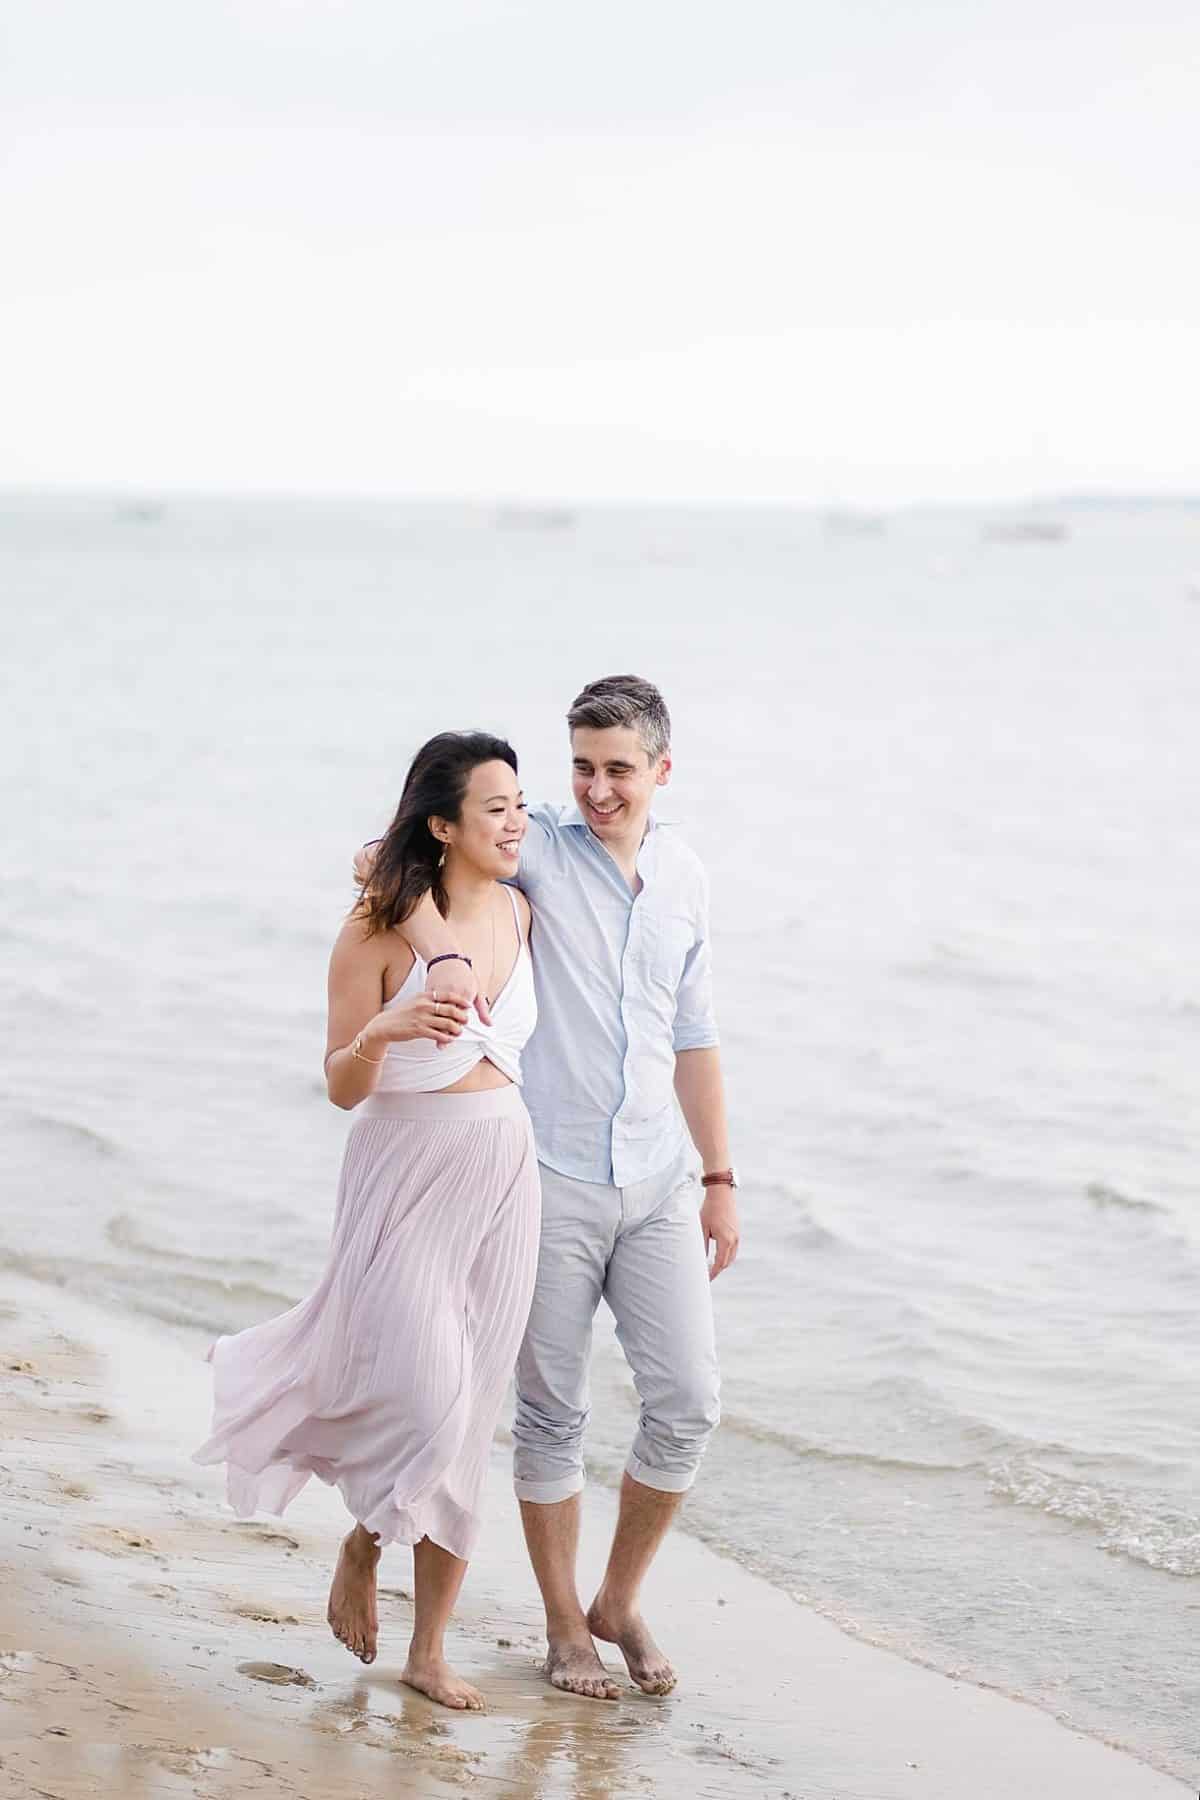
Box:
[513,1469,586,1504]
[624,1452,696,1494]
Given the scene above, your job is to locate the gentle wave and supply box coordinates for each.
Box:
[751,1182,843,1253]
[21,1111,123,1159]
[718,1407,972,1475]
[0,1246,295,1338]
[717,1388,1177,1490]
[988,1460,1200,1575]
[1085,1179,1169,1217]
[894,944,1040,994]
[105,1211,277,1275]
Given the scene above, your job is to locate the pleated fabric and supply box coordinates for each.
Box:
[193,1085,541,1561]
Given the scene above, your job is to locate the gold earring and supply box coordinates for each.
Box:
[438,844,447,869]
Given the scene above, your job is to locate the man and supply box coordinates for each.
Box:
[370,674,739,1699]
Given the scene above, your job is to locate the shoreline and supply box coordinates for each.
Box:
[0,1268,1188,1799]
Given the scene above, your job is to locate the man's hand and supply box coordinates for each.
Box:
[700,1185,740,1280]
[426,960,492,1031]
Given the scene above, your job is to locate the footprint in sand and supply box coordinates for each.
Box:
[45,1567,88,1590]
[91,1526,157,1554]
[233,1524,300,1550]
[237,1660,316,1687]
[52,1477,92,1502]
[0,1650,37,1674]
[128,1743,226,1778]
[231,1602,302,1625]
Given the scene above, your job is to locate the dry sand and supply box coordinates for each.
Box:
[0,1269,1187,1800]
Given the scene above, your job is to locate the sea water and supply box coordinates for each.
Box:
[2,492,1197,1781]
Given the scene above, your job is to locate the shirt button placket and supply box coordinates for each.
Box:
[612,882,640,1190]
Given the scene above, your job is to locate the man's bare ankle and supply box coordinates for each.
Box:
[590,1595,650,1643]
[546,1609,592,1644]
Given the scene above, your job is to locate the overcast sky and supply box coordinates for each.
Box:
[2,1,1197,506]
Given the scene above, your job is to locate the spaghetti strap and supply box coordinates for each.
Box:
[503,881,524,942]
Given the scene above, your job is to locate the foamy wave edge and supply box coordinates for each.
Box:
[988,1459,1200,1575]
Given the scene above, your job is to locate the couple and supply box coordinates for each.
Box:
[194,674,740,1711]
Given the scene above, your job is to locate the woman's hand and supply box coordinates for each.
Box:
[363,992,471,1050]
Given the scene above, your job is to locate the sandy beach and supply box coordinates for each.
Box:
[0,1270,1186,1800]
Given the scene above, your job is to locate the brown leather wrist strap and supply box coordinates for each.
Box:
[701,1170,735,1188]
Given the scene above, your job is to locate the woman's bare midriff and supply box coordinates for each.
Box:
[437,1056,513,1096]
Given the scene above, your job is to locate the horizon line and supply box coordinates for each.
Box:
[2,480,1199,515]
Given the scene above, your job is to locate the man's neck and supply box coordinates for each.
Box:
[596,825,647,893]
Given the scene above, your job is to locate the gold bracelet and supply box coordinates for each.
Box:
[351,1034,386,1065]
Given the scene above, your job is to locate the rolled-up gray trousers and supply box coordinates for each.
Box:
[512,1151,721,1503]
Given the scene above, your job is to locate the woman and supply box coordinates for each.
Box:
[194,732,539,1711]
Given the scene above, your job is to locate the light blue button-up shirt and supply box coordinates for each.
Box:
[513,803,719,1188]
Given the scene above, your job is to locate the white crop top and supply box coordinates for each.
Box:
[374,887,537,1093]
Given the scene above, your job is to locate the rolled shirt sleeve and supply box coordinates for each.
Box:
[672,876,719,1053]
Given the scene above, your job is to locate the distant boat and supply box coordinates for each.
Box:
[115,501,167,524]
[821,508,887,537]
[494,504,576,531]
[981,518,1068,543]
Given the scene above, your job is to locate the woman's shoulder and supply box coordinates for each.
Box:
[330,908,415,979]
[331,903,377,954]
[506,883,533,942]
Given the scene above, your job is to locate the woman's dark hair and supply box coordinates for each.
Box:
[358,731,518,936]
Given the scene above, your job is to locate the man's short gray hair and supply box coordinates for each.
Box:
[566,674,671,763]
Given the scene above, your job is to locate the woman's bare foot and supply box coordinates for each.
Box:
[544,1628,620,1701]
[401,1652,485,1710]
[327,1526,381,1664]
[586,1597,676,1695]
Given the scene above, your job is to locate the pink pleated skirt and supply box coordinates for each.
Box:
[193,1085,541,1561]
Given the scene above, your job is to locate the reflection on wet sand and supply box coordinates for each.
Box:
[477,1668,659,1800]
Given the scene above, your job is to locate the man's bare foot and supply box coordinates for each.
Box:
[544,1630,620,1701]
[327,1526,381,1664]
[401,1652,485,1711]
[586,1598,676,1696]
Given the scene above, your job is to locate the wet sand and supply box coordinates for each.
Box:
[0,1270,1187,1799]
